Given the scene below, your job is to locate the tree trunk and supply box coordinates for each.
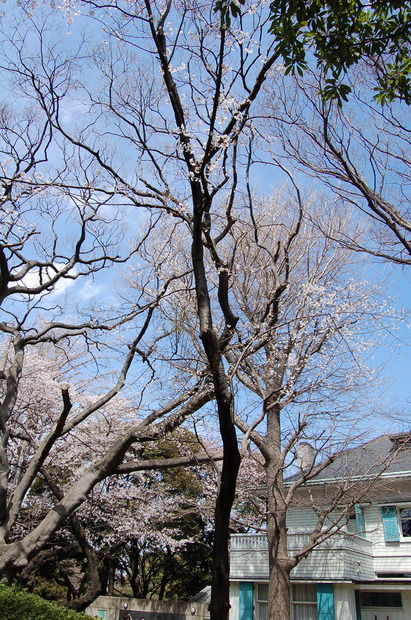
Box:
[209,408,241,620]
[266,453,292,620]
[106,560,116,596]
[17,544,82,591]
[129,547,140,599]
[266,488,293,620]
[41,468,102,612]
[265,392,293,620]
[0,433,133,575]
[191,197,241,620]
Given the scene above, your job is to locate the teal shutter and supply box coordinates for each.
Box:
[354,591,362,620]
[317,584,335,620]
[355,505,365,535]
[239,582,253,620]
[382,505,400,542]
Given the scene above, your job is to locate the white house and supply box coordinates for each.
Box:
[229,433,411,620]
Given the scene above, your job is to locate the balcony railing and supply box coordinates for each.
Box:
[230,531,373,553]
[230,532,375,581]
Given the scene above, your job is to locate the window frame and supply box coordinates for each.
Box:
[355,504,366,536]
[380,503,411,542]
[359,591,403,609]
[291,584,318,620]
[255,583,268,620]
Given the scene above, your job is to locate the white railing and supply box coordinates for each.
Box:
[231,531,373,553]
[231,534,268,549]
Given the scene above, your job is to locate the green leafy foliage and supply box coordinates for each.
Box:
[32,575,69,602]
[214,0,411,103]
[214,0,246,27]
[0,583,94,620]
[140,430,204,499]
[269,0,411,104]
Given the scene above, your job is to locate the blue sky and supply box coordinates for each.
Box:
[378,270,411,409]
[3,1,409,432]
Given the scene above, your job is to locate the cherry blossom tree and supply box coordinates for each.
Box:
[16,417,218,606]
[1,338,219,608]
[3,341,260,608]
[226,198,396,619]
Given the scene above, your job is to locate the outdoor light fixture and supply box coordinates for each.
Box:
[190,607,196,615]
[123,602,128,609]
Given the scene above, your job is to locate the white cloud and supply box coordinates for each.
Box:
[77,280,107,301]
[20,264,77,297]
[59,98,92,125]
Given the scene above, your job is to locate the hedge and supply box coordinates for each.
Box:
[0,582,94,619]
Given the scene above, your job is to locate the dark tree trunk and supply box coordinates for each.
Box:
[17,544,82,591]
[128,548,140,599]
[191,196,241,620]
[106,560,116,596]
[209,402,241,620]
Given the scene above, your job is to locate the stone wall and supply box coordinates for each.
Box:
[86,595,210,620]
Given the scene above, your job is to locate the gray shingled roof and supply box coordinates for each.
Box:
[288,433,411,484]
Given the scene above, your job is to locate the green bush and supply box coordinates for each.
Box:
[0,583,94,620]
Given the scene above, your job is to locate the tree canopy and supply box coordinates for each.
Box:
[217,0,411,104]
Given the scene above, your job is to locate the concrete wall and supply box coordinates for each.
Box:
[86,596,209,620]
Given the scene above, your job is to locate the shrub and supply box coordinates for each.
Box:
[0,583,94,620]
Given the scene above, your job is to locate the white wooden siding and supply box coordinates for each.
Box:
[364,504,411,575]
[333,584,357,620]
[229,581,239,620]
[231,503,411,581]
[229,494,411,619]
[230,535,269,580]
[230,531,374,581]
[286,506,318,531]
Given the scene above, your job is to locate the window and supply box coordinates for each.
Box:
[360,591,402,608]
[254,583,323,619]
[347,514,357,534]
[291,584,318,620]
[382,505,411,540]
[255,583,268,620]
[97,612,106,619]
[400,507,411,537]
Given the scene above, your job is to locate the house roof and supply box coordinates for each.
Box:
[288,433,411,485]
